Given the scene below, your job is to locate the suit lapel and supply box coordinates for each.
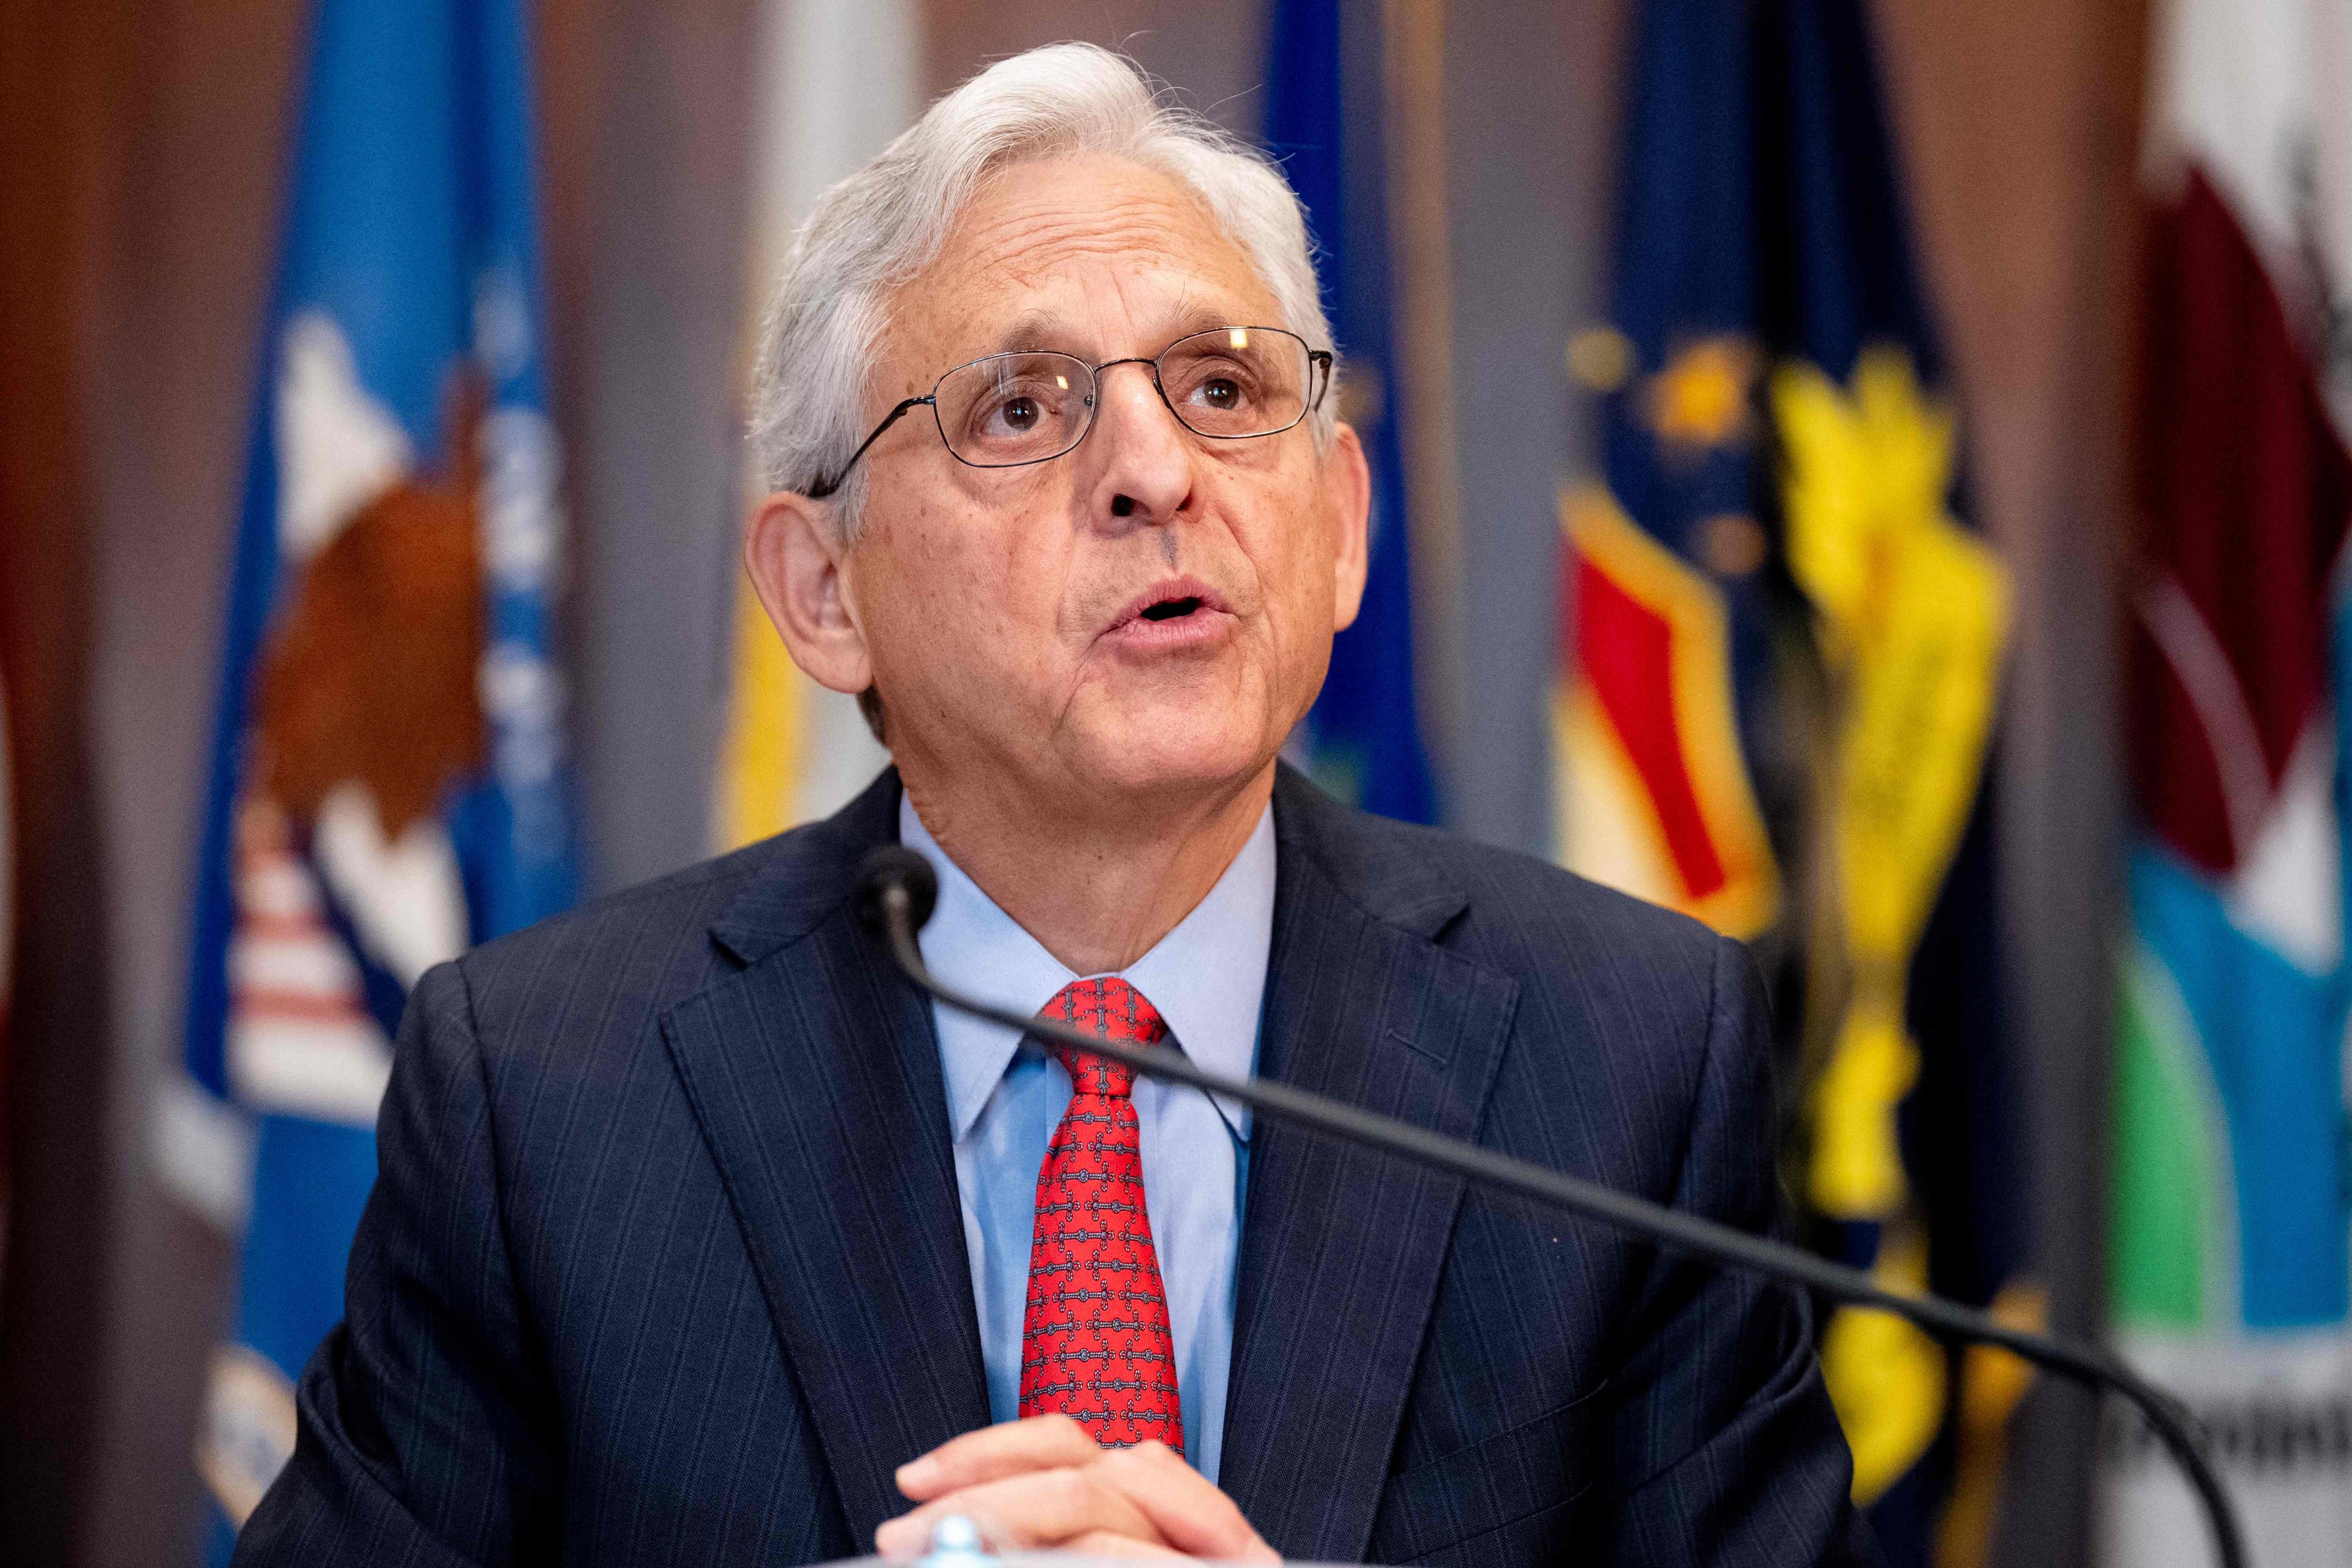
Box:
[1219,771,1521,1562]
[662,771,991,1548]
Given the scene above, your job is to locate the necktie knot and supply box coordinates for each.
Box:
[1068,1053,1134,1100]
[1036,976,1168,1100]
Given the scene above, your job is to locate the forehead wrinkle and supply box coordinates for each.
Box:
[968,244,1262,363]
[928,168,1269,316]
[948,158,1223,268]
[961,203,1195,277]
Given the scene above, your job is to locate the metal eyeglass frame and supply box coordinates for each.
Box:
[803,326,1335,500]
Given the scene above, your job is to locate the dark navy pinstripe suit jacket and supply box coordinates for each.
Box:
[234,764,1872,1567]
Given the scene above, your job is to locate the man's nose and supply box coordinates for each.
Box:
[1080,362,1193,527]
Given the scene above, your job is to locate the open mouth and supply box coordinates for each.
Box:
[1103,577,1233,651]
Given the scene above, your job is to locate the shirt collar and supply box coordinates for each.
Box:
[900,795,1276,1144]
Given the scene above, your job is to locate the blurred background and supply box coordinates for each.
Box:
[2,0,2345,1564]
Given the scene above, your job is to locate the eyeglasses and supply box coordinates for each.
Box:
[805,325,1334,499]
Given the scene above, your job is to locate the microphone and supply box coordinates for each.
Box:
[854,845,2245,1568]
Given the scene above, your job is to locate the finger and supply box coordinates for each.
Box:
[876,1467,1166,1559]
[877,1500,1018,1562]
[876,1470,1160,1557]
[1063,1530,1192,1559]
[1087,1442,1281,1563]
[895,1414,1101,1501]
[875,1504,995,1563]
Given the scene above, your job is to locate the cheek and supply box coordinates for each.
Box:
[863,518,968,673]
[1252,484,1341,640]
[865,507,1063,700]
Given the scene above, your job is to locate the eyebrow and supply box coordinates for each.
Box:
[980,305,1250,361]
[990,312,1070,357]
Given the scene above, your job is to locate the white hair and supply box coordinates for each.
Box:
[748,42,1335,535]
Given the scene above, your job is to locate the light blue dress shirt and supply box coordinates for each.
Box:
[899,797,1274,1485]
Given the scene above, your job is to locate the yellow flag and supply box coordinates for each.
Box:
[1772,344,2008,1221]
[715,0,912,850]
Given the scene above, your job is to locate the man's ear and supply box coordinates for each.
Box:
[1324,422,1373,634]
[743,491,873,696]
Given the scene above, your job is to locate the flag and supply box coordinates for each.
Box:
[1562,2,2032,1562]
[171,0,576,1552]
[1263,0,1438,825]
[2106,0,2352,1559]
[713,0,907,851]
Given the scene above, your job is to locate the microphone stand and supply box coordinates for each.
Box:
[858,852,2245,1568]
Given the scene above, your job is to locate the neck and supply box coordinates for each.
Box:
[899,759,1276,975]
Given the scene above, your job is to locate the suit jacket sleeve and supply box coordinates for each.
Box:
[1594,934,1879,1567]
[233,957,562,1568]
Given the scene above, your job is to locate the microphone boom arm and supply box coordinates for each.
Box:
[867,875,2244,1568]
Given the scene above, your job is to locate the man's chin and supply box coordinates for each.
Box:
[1060,713,1279,804]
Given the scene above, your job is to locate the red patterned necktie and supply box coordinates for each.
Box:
[1017,976,1185,1453]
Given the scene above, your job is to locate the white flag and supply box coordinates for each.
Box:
[2107,0,2352,1563]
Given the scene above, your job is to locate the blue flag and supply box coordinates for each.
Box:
[1563,2,2027,1562]
[1263,0,1436,825]
[179,0,574,1552]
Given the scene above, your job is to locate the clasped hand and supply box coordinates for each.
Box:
[876,1415,1281,1561]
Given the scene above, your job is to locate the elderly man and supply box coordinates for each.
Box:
[236,43,1867,1568]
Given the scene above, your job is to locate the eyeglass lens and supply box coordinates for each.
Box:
[932,327,1314,470]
